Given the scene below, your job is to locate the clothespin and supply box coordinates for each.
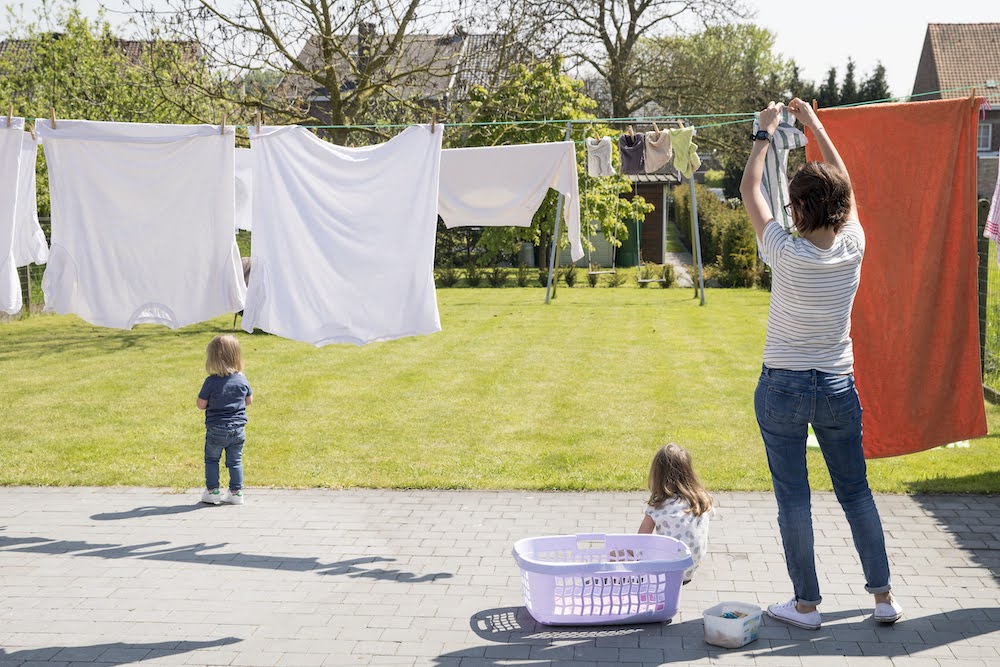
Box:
[430,110,437,134]
[970,87,977,108]
[627,124,634,137]
[28,123,35,141]
[6,104,11,128]
[220,112,226,135]
[652,121,660,133]
[50,107,56,129]
[255,111,261,134]
[811,99,818,112]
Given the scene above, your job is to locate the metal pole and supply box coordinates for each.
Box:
[545,122,573,304]
[689,177,706,306]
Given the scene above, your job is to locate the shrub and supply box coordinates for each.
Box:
[537,269,549,287]
[587,270,600,287]
[516,263,530,287]
[606,271,628,288]
[436,265,459,288]
[562,265,578,287]
[487,266,507,288]
[637,262,658,288]
[466,264,483,287]
[661,263,675,287]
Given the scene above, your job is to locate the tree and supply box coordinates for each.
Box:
[451,56,651,266]
[817,67,839,107]
[124,0,546,144]
[642,24,792,193]
[839,57,858,105]
[859,62,891,101]
[535,0,748,118]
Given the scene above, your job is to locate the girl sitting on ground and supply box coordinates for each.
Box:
[638,443,714,582]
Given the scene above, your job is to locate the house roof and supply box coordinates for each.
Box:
[276,31,520,104]
[912,23,1000,100]
[0,36,202,67]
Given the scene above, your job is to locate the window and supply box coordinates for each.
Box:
[979,123,993,152]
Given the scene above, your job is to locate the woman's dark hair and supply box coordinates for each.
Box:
[788,162,853,234]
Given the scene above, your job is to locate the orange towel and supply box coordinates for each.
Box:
[805,98,987,458]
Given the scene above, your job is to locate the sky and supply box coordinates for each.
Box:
[2,0,998,99]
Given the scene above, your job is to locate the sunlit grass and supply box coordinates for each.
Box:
[1,288,998,492]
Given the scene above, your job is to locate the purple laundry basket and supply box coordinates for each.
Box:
[511,533,692,625]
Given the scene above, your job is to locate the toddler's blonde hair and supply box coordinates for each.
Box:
[205,334,244,376]
[647,443,713,516]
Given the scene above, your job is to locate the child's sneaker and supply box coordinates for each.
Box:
[223,489,244,505]
[201,488,222,505]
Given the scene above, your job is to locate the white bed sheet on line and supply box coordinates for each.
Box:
[438,141,584,261]
[36,119,245,329]
[244,124,443,346]
[0,118,25,314]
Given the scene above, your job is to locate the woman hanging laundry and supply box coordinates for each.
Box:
[739,99,903,630]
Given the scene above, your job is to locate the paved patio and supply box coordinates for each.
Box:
[0,488,998,666]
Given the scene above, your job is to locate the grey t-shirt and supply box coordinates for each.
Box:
[199,372,252,427]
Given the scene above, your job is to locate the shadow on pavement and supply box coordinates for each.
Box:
[91,504,209,520]
[0,529,450,583]
[0,637,240,666]
[432,605,1000,665]
[902,489,1000,584]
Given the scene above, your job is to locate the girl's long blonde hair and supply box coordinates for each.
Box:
[205,334,244,376]
[647,443,713,516]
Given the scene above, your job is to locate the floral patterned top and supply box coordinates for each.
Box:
[645,497,711,581]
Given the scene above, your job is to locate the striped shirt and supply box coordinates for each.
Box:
[760,219,865,374]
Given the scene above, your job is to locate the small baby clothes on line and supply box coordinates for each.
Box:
[36,119,245,329]
[586,136,615,177]
[618,133,645,175]
[668,127,701,179]
[0,118,25,314]
[752,109,808,232]
[12,133,48,267]
[234,147,253,232]
[643,129,673,173]
[245,124,443,346]
[439,141,584,261]
[985,160,1000,266]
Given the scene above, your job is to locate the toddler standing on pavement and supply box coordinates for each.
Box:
[197,334,252,505]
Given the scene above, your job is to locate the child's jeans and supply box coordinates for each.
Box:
[204,424,245,491]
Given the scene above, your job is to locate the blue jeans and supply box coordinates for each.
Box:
[204,424,245,491]
[754,365,891,606]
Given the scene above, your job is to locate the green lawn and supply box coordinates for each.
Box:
[2,288,998,493]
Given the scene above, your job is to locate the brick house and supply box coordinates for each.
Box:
[911,23,1000,199]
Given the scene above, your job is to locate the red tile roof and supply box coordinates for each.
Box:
[912,23,1000,101]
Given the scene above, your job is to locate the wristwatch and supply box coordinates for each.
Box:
[751,130,771,142]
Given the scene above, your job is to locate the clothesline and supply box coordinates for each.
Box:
[14,83,995,133]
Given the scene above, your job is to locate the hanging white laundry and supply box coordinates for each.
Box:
[439,141,584,262]
[586,136,615,177]
[752,109,808,232]
[643,129,673,173]
[0,118,25,315]
[36,119,245,329]
[235,147,253,232]
[245,124,442,347]
[12,133,48,267]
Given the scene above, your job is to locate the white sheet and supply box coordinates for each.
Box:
[438,142,584,261]
[235,147,253,231]
[0,118,25,314]
[36,119,245,329]
[12,134,48,267]
[244,124,443,346]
